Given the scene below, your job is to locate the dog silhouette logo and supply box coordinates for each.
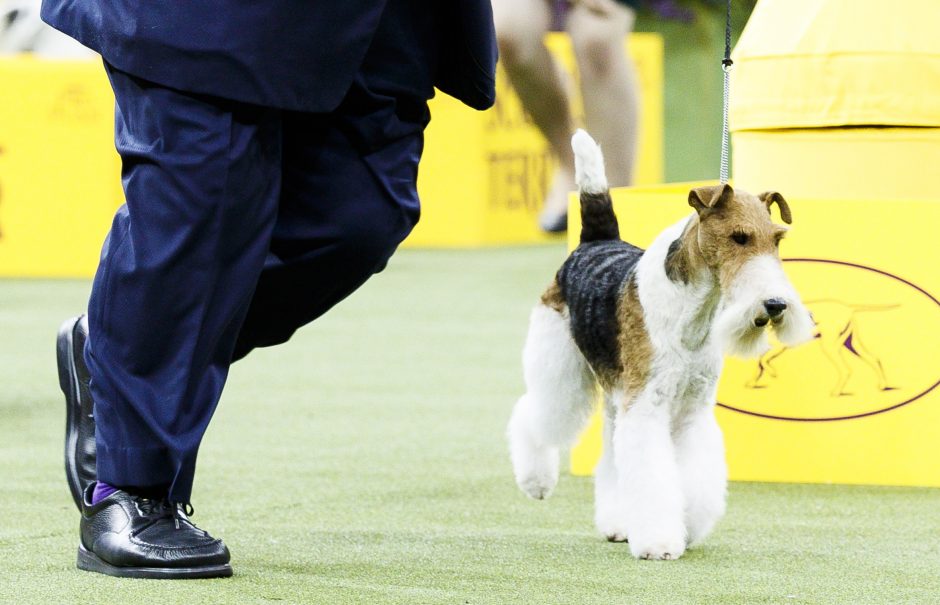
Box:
[718,259,940,422]
[748,300,899,397]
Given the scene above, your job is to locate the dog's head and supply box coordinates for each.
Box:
[687,184,815,357]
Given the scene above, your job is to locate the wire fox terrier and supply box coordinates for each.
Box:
[508,130,815,560]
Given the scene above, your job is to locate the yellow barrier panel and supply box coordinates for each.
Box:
[0,57,122,277]
[732,128,940,201]
[408,32,663,247]
[0,33,661,276]
[569,184,940,487]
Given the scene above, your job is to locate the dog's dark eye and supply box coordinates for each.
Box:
[731,232,749,246]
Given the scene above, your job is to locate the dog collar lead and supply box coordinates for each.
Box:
[719,0,733,185]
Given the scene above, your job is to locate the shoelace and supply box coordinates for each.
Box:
[175,502,195,529]
[135,497,196,530]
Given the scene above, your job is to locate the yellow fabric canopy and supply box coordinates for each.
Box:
[730,0,940,130]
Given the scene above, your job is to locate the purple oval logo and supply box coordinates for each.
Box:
[717,258,940,422]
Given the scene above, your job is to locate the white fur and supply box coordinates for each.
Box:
[676,401,727,546]
[571,129,608,195]
[614,388,688,560]
[770,286,816,348]
[509,141,813,560]
[715,254,816,358]
[508,305,596,500]
[593,394,627,542]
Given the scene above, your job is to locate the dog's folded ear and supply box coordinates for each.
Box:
[759,191,792,224]
[688,183,733,216]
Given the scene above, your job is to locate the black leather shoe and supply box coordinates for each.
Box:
[57,315,96,511]
[77,485,233,579]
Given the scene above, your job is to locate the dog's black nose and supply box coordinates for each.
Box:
[763,298,787,317]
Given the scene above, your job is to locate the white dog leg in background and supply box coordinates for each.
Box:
[675,405,728,546]
[614,389,687,560]
[508,305,595,500]
[593,393,628,541]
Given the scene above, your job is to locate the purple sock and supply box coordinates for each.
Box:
[91,481,118,505]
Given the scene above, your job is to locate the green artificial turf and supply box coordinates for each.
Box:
[1,246,938,605]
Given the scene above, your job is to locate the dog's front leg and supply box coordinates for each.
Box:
[613,388,686,560]
[675,403,727,547]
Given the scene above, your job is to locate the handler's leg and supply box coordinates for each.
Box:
[87,65,282,504]
[232,118,421,360]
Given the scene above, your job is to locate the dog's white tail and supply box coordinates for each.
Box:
[572,129,608,195]
[571,129,619,243]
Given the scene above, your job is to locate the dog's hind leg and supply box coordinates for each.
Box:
[846,329,892,390]
[508,304,596,500]
[594,392,628,541]
[819,333,853,396]
[675,405,727,547]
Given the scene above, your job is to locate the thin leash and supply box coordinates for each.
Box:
[719,0,733,184]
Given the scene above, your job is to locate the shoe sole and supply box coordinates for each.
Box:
[57,317,84,511]
[77,545,233,579]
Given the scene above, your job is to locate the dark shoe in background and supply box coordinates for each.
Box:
[77,485,233,579]
[538,211,568,234]
[57,315,97,511]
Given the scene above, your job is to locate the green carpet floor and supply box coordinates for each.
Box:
[1,247,938,604]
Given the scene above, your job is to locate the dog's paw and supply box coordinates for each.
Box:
[595,509,629,542]
[605,531,629,543]
[599,523,629,542]
[629,536,686,561]
[509,435,559,500]
[516,472,557,500]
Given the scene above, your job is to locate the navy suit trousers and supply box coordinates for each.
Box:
[87,64,421,502]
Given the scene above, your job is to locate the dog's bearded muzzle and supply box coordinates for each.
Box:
[715,257,816,358]
[767,296,815,348]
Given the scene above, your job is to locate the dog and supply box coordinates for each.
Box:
[507,130,815,560]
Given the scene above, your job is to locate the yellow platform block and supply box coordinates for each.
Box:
[731,0,940,131]
[569,184,940,487]
[732,127,940,201]
[406,32,663,247]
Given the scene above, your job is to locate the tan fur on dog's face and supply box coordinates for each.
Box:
[687,184,790,290]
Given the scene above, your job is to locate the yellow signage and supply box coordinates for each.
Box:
[0,33,663,275]
[722,259,940,421]
[570,186,940,487]
[403,32,664,247]
[0,57,121,277]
